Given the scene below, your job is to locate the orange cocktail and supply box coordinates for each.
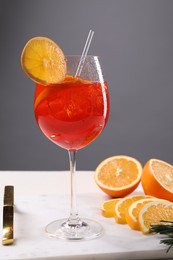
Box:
[34,76,109,151]
[21,35,110,239]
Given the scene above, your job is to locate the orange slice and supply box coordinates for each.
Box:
[21,36,67,84]
[94,155,143,197]
[34,75,75,109]
[126,198,158,230]
[114,195,149,224]
[138,200,173,234]
[33,75,89,110]
[141,159,173,202]
[101,199,120,217]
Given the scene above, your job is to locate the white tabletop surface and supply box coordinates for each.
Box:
[0,171,172,260]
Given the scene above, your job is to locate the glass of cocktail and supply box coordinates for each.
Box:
[21,33,110,240]
[34,55,109,239]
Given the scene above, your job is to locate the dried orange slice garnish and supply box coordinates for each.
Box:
[21,36,67,84]
[141,158,173,202]
[94,155,143,198]
[138,200,173,234]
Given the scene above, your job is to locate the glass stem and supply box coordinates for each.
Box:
[68,150,80,224]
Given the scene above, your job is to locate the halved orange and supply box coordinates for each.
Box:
[138,200,173,234]
[141,159,173,202]
[94,155,143,197]
[126,198,157,230]
[21,36,67,84]
[114,194,148,224]
[101,198,120,217]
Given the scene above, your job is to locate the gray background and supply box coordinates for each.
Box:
[0,0,173,171]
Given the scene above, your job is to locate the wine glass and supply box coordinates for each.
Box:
[34,55,110,240]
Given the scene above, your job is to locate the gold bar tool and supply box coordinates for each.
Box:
[2,186,14,245]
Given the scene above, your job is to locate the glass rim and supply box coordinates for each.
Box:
[65,55,99,58]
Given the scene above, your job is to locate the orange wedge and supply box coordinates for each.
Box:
[94,155,143,197]
[141,159,173,202]
[138,200,173,234]
[126,198,158,230]
[114,195,149,224]
[101,199,120,217]
[21,36,67,84]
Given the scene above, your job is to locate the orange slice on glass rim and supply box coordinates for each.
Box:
[21,36,67,84]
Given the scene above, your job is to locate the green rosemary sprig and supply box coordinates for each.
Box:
[149,220,173,253]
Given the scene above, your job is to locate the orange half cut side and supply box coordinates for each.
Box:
[141,159,173,202]
[94,155,143,197]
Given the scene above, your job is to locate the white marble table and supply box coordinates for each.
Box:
[0,171,172,260]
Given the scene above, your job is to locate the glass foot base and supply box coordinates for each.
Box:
[45,218,103,240]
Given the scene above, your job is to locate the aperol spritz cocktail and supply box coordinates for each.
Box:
[34,55,110,239]
[21,35,110,240]
[34,76,109,151]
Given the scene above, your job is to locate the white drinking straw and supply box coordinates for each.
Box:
[75,30,94,77]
